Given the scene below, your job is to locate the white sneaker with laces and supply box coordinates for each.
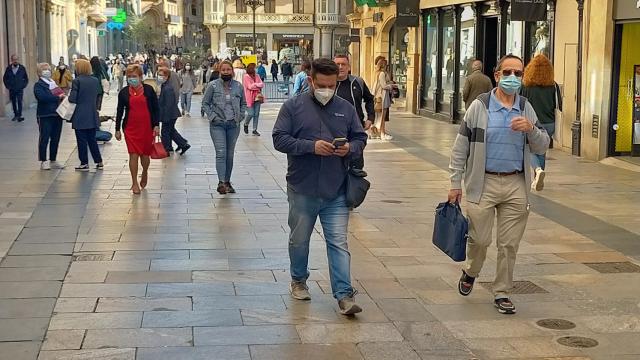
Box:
[40,161,51,170]
[531,167,546,191]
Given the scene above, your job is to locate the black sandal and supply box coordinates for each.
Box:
[494,298,516,314]
[458,270,475,296]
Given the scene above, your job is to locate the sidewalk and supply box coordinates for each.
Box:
[0,95,638,360]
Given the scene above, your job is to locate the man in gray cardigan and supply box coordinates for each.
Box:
[448,54,549,315]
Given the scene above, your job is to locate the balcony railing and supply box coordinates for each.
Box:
[315,13,348,26]
[226,13,313,25]
[204,12,225,25]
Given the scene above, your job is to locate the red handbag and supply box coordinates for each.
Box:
[150,136,168,159]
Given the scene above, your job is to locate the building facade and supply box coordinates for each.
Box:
[348,0,638,161]
[203,0,351,65]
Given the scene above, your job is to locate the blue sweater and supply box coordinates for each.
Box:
[273,93,368,199]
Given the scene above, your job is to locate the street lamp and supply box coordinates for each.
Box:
[243,0,264,54]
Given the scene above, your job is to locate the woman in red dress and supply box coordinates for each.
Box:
[115,65,160,194]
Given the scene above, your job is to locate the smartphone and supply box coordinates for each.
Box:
[332,137,348,148]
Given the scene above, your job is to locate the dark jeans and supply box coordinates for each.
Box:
[96,93,104,111]
[38,116,63,161]
[75,128,103,165]
[9,90,23,117]
[161,118,188,151]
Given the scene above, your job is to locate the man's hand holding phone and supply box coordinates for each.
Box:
[314,140,335,156]
[332,138,350,157]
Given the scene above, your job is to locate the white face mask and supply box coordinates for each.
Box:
[314,88,335,106]
[157,76,166,84]
[41,70,52,79]
[185,66,191,70]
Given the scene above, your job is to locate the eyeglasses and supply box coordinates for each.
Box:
[501,69,524,77]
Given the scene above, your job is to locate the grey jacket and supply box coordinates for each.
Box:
[202,78,247,124]
[449,91,550,204]
[69,75,100,130]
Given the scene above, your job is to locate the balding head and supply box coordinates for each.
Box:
[472,60,483,72]
[10,54,19,65]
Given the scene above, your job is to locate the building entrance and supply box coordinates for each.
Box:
[483,17,498,86]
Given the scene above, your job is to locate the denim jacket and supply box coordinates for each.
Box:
[202,78,247,124]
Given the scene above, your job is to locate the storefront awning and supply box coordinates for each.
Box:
[355,0,379,7]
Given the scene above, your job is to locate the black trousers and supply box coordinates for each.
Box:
[161,118,188,151]
[9,90,23,117]
[38,116,63,161]
[75,128,102,165]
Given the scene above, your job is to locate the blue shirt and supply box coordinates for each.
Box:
[485,90,525,173]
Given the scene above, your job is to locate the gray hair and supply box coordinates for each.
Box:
[36,63,51,76]
[472,60,483,71]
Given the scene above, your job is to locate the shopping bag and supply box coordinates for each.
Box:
[150,136,168,159]
[432,201,469,262]
[56,96,76,121]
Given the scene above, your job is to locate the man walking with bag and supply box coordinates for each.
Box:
[273,58,368,315]
[448,55,549,314]
[3,54,29,122]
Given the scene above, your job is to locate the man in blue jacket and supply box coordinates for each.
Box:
[3,54,29,122]
[273,58,368,315]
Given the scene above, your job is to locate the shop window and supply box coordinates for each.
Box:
[264,0,275,13]
[191,4,197,16]
[293,0,304,13]
[390,25,409,99]
[528,21,551,59]
[236,0,247,13]
[507,21,524,58]
[458,6,476,111]
[442,10,455,110]
[422,12,437,108]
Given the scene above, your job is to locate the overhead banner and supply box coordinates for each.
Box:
[511,0,548,22]
[396,0,420,27]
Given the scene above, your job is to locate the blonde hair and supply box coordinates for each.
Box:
[158,67,171,78]
[36,63,51,76]
[232,59,244,69]
[126,64,143,77]
[523,54,555,87]
[74,59,92,76]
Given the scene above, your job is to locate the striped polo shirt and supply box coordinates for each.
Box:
[485,90,525,173]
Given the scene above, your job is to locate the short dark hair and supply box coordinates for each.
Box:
[311,58,339,79]
[334,54,350,62]
[496,54,523,71]
[301,60,311,71]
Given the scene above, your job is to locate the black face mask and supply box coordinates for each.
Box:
[221,74,233,82]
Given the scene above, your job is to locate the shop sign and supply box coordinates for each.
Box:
[511,0,547,22]
[273,34,314,40]
[396,0,419,27]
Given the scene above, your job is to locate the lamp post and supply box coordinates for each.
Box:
[243,0,264,54]
[572,0,585,156]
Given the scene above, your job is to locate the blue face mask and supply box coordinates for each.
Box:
[498,75,522,95]
[127,78,140,87]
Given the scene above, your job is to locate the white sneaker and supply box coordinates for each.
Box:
[50,161,65,169]
[531,167,546,191]
[185,112,190,117]
[40,161,51,170]
[381,133,394,141]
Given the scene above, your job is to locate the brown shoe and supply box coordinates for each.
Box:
[216,182,227,194]
[224,182,236,193]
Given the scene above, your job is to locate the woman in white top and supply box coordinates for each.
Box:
[179,62,197,117]
[233,59,247,83]
[372,58,394,141]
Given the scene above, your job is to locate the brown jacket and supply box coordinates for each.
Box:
[53,67,73,90]
[462,70,493,110]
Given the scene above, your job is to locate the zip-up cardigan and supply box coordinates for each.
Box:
[115,84,160,132]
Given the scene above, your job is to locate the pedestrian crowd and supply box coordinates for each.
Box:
[5,50,558,317]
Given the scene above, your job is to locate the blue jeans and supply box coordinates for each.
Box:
[244,102,261,131]
[75,128,102,165]
[181,91,193,113]
[38,116,63,161]
[210,120,240,182]
[531,123,555,170]
[10,90,23,117]
[287,188,353,301]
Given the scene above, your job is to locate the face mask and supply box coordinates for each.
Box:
[185,66,191,70]
[498,74,522,95]
[41,70,52,79]
[127,78,140,87]
[314,87,335,106]
[59,65,66,70]
[157,76,166,84]
[221,74,233,82]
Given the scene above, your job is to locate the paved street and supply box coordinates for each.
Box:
[0,94,639,360]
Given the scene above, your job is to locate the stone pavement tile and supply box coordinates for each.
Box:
[386,264,461,280]
[82,328,192,348]
[146,282,234,297]
[0,267,67,281]
[460,338,521,359]
[377,256,422,266]
[59,284,147,298]
[393,322,470,352]
[233,281,313,296]
[282,292,391,324]
[53,298,97,313]
[398,277,455,293]
[112,250,189,260]
[0,317,50,341]
[136,346,251,360]
[96,297,192,312]
[556,251,631,263]
[240,306,342,326]
[149,259,229,271]
[507,337,585,358]
[0,255,71,268]
[0,281,61,298]
[80,242,154,252]
[194,325,300,345]
[442,319,548,339]
[250,344,363,360]
[37,348,136,360]
[8,242,75,255]
[193,295,286,311]
[154,240,226,250]
[375,299,436,322]
[357,342,421,360]
[105,270,192,283]
[193,270,276,283]
[41,329,85,350]
[76,233,121,243]
[189,249,264,259]
[228,257,291,271]
[0,341,41,360]
[425,301,582,322]
[0,298,56,318]
[49,312,143,330]
[142,310,242,327]
[577,315,640,333]
[296,323,403,344]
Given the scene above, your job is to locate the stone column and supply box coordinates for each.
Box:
[320,26,334,58]
[208,25,220,55]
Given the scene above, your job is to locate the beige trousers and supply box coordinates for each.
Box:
[464,173,530,298]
